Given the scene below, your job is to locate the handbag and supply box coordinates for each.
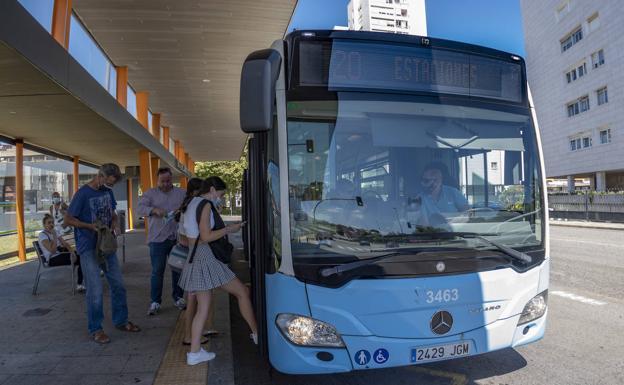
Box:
[170,200,209,268]
[167,243,189,272]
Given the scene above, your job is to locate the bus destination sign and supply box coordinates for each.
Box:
[299,40,523,103]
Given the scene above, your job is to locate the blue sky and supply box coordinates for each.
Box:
[288,0,526,57]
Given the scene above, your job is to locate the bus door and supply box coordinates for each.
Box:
[246,135,269,358]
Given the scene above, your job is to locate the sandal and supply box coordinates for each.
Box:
[93,330,111,344]
[116,321,141,332]
[202,330,219,337]
[182,338,209,346]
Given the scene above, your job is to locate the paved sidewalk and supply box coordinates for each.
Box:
[0,230,180,385]
[549,219,624,230]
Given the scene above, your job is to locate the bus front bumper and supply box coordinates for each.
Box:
[268,311,547,375]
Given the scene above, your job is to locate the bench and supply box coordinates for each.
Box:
[32,240,78,296]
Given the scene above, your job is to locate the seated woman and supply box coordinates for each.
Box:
[38,213,85,292]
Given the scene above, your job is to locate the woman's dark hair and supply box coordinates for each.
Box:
[176,177,204,221]
[42,213,53,226]
[198,176,227,195]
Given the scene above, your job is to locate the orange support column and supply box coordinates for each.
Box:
[174,140,181,160]
[183,152,189,171]
[15,140,26,262]
[139,150,152,236]
[127,178,134,230]
[136,92,149,129]
[151,113,161,140]
[72,156,79,198]
[150,157,160,187]
[180,176,188,189]
[139,150,153,194]
[51,0,72,49]
[163,127,170,150]
[116,66,128,107]
[187,157,194,176]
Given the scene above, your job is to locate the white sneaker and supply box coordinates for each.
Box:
[174,297,187,310]
[147,302,160,316]
[250,333,258,345]
[187,348,216,365]
[75,284,86,293]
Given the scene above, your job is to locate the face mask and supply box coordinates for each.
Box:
[52,197,61,204]
[212,197,223,208]
[99,178,113,190]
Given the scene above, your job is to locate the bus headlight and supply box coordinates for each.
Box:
[276,313,345,347]
[518,290,548,325]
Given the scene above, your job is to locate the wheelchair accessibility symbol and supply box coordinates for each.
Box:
[373,348,390,364]
[354,350,371,365]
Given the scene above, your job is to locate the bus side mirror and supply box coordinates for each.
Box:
[240,49,281,133]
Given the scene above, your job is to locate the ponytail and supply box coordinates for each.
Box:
[175,177,203,222]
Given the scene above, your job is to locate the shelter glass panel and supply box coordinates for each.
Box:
[17,0,54,33]
[69,14,116,97]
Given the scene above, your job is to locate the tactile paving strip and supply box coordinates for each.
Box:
[153,311,210,385]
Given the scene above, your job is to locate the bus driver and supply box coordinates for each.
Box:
[419,162,470,214]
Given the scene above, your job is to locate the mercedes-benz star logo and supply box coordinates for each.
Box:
[430,311,453,335]
[436,261,446,272]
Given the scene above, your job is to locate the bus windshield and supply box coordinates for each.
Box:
[286,94,544,263]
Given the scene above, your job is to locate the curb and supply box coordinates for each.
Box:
[549,221,624,231]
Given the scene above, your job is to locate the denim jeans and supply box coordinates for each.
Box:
[80,249,128,334]
[149,239,183,304]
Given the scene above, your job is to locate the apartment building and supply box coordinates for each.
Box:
[348,0,427,36]
[521,0,623,191]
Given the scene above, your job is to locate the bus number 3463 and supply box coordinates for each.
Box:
[425,289,459,303]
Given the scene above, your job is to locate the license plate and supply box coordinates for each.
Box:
[410,342,470,363]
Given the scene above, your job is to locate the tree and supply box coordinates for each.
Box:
[194,142,248,214]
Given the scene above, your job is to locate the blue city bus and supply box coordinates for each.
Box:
[240,30,549,374]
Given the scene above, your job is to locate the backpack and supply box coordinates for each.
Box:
[188,200,234,264]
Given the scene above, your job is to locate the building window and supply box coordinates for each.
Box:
[567,95,590,117]
[570,135,592,151]
[561,26,582,52]
[591,49,605,68]
[587,13,600,33]
[579,95,590,112]
[556,1,571,21]
[565,62,587,83]
[490,162,498,171]
[597,87,608,105]
[599,129,612,144]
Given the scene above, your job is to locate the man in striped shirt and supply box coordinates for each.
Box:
[138,167,186,315]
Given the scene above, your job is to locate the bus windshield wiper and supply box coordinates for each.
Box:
[319,251,407,277]
[404,231,532,264]
[319,232,532,278]
[446,232,533,264]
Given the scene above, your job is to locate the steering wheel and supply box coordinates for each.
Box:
[467,207,498,219]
